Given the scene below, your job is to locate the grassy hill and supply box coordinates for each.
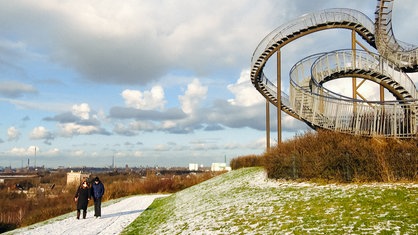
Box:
[122,167,418,234]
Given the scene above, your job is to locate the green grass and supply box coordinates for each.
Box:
[121,196,174,234]
[121,167,418,234]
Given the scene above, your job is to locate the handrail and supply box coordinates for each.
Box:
[251,8,374,72]
[375,0,418,71]
[310,49,418,99]
[250,0,418,138]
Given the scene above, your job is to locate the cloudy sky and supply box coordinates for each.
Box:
[0,0,417,168]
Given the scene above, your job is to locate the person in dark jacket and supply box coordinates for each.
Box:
[91,176,105,218]
[74,180,90,219]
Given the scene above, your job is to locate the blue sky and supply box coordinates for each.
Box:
[1,0,417,168]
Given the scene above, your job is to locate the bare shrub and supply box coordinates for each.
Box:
[230,154,263,170]
[263,130,418,182]
[381,138,417,180]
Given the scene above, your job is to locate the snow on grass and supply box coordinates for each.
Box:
[125,167,418,234]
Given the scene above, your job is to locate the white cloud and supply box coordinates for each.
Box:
[282,115,310,133]
[227,69,264,107]
[248,137,268,149]
[121,86,166,110]
[161,120,176,129]
[30,126,52,139]
[72,103,90,120]
[179,79,207,114]
[7,126,20,141]
[0,0,279,85]
[154,144,172,151]
[72,150,85,157]
[115,151,128,158]
[8,146,39,156]
[324,78,394,101]
[27,146,40,155]
[40,1,139,38]
[9,147,26,156]
[58,123,99,136]
[43,148,60,156]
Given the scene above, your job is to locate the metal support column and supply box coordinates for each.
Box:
[277,50,282,143]
[266,99,270,150]
[352,30,357,102]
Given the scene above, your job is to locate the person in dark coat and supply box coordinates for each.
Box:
[74,180,90,219]
[91,176,105,218]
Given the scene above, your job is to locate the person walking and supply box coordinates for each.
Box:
[91,176,105,218]
[74,180,90,219]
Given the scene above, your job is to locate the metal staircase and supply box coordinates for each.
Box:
[375,0,418,72]
[251,0,418,138]
[309,50,418,100]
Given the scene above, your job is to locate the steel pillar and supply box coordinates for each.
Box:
[277,50,282,144]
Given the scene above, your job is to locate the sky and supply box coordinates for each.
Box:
[1,0,417,168]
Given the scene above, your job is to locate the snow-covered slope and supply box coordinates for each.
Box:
[127,167,418,234]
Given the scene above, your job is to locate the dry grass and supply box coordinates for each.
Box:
[232,130,417,183]
[266,131,417,182]
[230,154,262,170]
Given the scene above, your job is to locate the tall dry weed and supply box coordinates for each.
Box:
[261,130,417,182]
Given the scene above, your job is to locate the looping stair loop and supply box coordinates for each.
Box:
[251,0,418,138]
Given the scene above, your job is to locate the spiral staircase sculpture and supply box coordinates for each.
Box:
[251,0,418,138]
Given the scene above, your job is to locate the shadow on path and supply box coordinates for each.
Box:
[100,209,145,219]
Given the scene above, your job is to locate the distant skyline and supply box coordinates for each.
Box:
[1,0,417,168]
